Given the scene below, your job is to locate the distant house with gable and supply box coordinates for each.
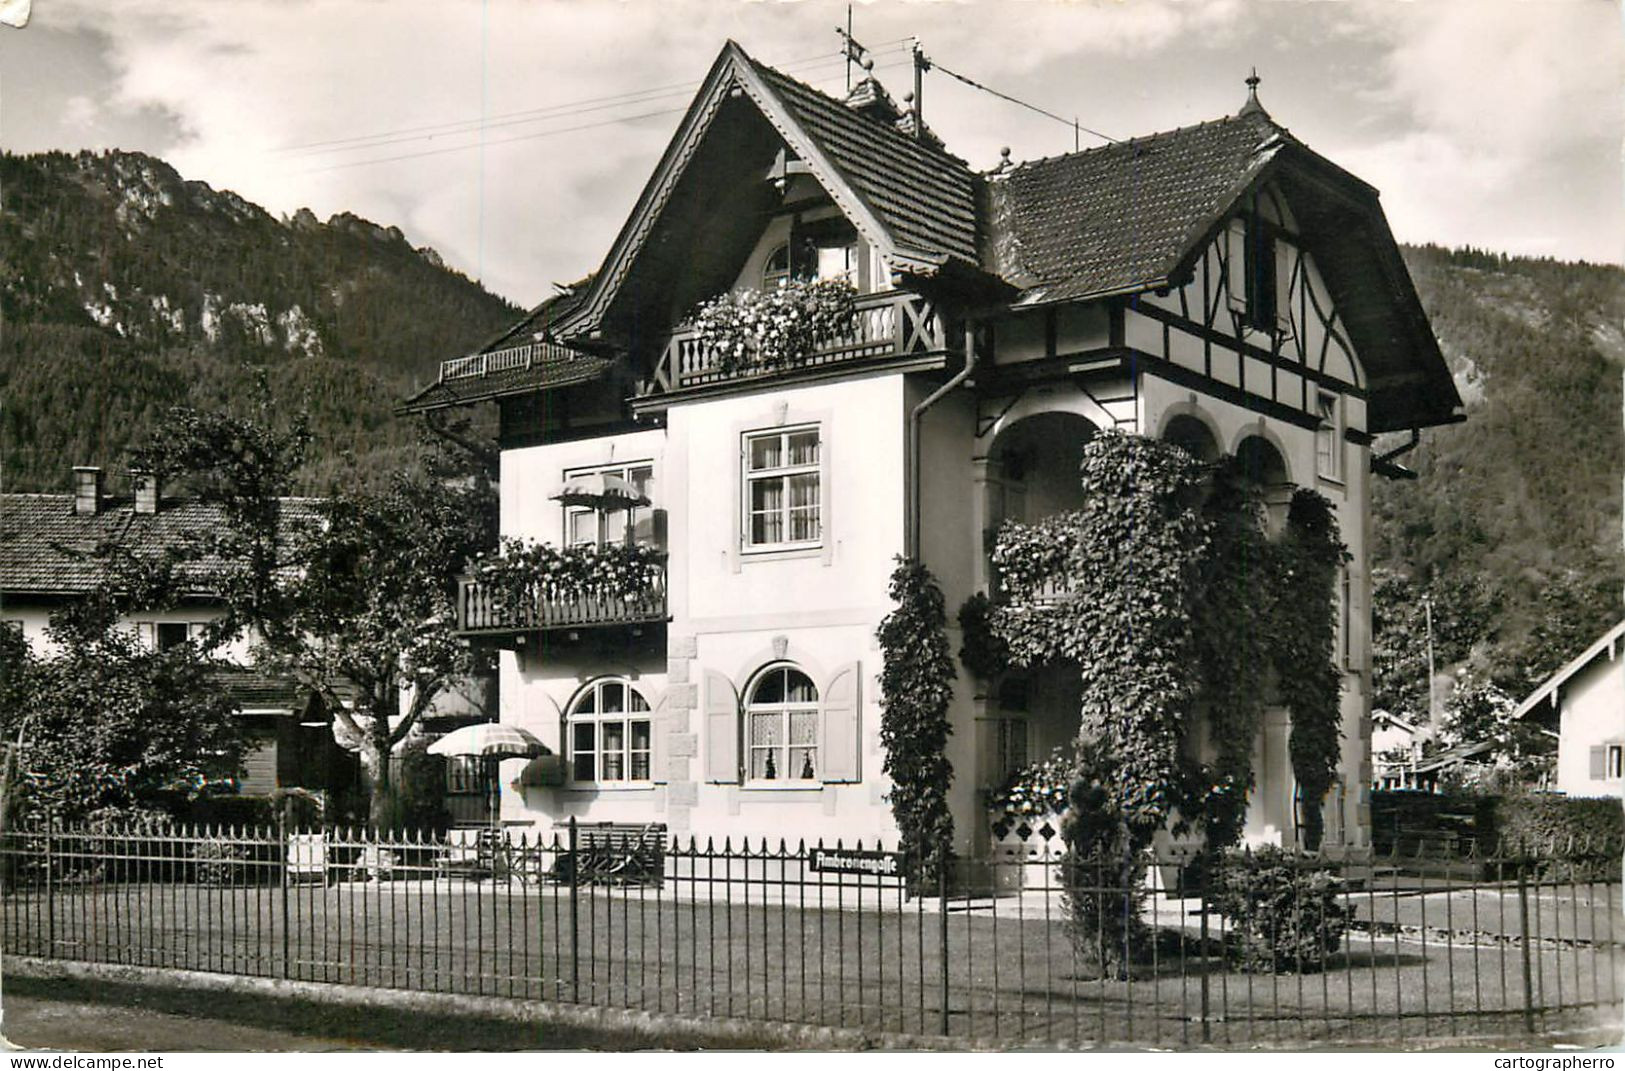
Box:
[1514,619,1625,799]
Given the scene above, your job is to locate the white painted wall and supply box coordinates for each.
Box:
[1555,654,1625,798]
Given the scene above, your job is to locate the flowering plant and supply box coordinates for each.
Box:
[690,278,858,374]
[473,538,665,615]
[985,743,1078,825]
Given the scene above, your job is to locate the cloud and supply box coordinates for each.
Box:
[14,0,1622,302]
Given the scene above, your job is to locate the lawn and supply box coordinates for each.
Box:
[3,872,1619,1048]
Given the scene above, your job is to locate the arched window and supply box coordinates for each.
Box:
[762,243,792,289]
[745,665,819,782]
[568,678,652,784]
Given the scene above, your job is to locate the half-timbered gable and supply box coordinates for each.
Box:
[401,42,1461,857]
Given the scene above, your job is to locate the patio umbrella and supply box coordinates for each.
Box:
[427,723,550,760]
[428,724,550,827]
[550,472,650,511]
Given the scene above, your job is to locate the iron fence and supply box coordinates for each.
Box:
[0,818,1618,1048]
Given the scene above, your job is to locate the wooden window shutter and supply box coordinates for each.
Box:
[1590,746,1607,780]
[137,621,156,650]
[1225,219,1248,313]
[650,691,670,785]
[819,661,862,784]
[704,670,740,783]
[1274,240,1294,334]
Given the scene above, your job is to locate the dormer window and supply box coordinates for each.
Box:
[763,244,793,289]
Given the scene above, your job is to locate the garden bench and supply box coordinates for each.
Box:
[549,822,666,887]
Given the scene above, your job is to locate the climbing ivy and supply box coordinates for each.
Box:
[1272,489,1348,850]
[876,557,958,885]
[986,431,1346,856]
[955,591,1009,682]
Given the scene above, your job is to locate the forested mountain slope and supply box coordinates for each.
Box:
[0,150,517,492]
[1373,246,1624,712]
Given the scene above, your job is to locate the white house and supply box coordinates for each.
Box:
[1513,619,1625,799]
[399,43,1462,856]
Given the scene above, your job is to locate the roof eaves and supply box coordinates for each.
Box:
[1513,618,1625,720]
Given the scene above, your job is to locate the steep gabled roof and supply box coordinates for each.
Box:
[553,41,982,340]
[0,493,322,597]
[991,111,1286,303]
[749,58,978,267]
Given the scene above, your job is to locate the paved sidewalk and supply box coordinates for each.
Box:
[0,972,758,1052]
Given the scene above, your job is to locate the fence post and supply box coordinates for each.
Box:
[43,811,55,957]
[1198,850,1212,1044]
[568,816,580,1005]
[1517,852,1536,1035]
[937,837,949,1037]
[279,811,290,980]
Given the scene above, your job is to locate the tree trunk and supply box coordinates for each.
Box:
[359,724,392,831]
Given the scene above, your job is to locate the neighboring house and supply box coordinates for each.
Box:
[1513,619,1625,799]
[0,465,354,798]
[399,43,1462,854]
[1371,710,1431,790]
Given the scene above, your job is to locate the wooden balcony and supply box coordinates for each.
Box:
[647,289,946,396]
[456,571,668,636]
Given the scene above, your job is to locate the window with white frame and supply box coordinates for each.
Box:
[744,426,821,550]
[568,678,652,784]
[562,463,655,547]
[1315,391,1342,482]
[745,665,819,782]
[763,243,793,289]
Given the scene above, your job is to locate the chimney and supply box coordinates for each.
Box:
[132,469,160,515]
[72,466,104,515]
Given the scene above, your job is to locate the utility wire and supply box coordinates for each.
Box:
[929,59,1118,146]
[293,58,912,175]
[278,42,912,157]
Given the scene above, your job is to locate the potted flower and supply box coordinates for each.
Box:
[985,744,1076,892]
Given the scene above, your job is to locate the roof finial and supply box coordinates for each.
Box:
[1240,66,1265,116]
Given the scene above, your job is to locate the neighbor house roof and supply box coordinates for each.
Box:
[0,493,322,597]
[1513,619,1625,721]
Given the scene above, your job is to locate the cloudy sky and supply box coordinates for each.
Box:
[2,0,1620,304]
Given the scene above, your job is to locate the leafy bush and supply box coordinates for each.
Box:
[1058,744,1150,977]
[1485,795,1623,880]
[193,838,247,886]
[1206,847,1350,974]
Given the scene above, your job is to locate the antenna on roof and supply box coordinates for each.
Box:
[910,38,931,141]
[837,8,869,94]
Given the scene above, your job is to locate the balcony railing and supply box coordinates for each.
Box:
[437,340,580,383]
[649,289,946,394]
[456,571,668,634]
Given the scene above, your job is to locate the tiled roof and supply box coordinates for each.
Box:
[0,494,322,596]
[750,58,981,267]
[211,666,311,713]
[993,111,1285,304]
[397,349,613,414]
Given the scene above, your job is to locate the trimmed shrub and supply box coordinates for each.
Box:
[1485,795,1623,880]
[1206,847,1350,974]
[193,838,247,886]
